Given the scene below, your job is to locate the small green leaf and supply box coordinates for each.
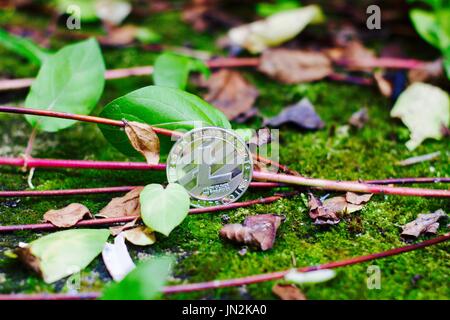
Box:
[257,0,300,17]
[99,85,230,157]
[25,38,105,132]
[284,269,336,284]
[140,184,190,236]
[153,52,210,89]
[17,229,109,284]
[391,82,449,150]
[0,28,50,65]
[101,256,173,300]
[410,9,442,49]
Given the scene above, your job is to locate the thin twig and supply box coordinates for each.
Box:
[0,233,447,300]
[0,194,289,233]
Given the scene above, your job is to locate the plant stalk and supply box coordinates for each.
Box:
[0,233,447,299]
[0,194,289,233]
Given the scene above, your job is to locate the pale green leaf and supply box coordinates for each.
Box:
[410,9,442,49]
[20,229,109,284]
[25,38,105,132]
[228,5,324,53]
[56,0,98,22]
[101,256,173,300]
[0,28,50,65]
[153,52,210,89]
[284,269,336,284]
[99,85,231,157]
[391,82,449,150]
[140,184,190,236]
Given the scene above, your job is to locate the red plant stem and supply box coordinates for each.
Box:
[0,194,287,233]
[1,232,447,300]
[252,171,450,198]
[363,177,450,185]
[0,182,286,198]
[1,157,449,197]
[0,106,181,138]
[337,57,427,69]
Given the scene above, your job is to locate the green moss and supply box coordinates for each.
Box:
[0,9,449,300]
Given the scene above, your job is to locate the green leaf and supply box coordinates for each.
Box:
[0,28,51,65]
[56,0,98,22]
[284,269,336,284]
[257,0,300,17]
[391,82,449,150]
[153,52,210,89]
[25,38,105,132]
[140,184,190,236]
[18,229,109,284]
[101,256,173,300]
[410,9,441,48]
[135,27,161,44]
[99,85,230,157]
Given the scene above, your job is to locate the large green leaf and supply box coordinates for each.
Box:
[410,9,442,49]
[140,184,190,236]
[19,229,109,284]
[101,256,173,300]
[0,28,50,65]
[99,85,231,157]
[153,52,210,90]
[25,38,105,132]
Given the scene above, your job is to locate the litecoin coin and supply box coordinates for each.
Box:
[167,127,253,207]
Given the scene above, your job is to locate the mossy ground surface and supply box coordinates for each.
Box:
[0,7,449,300]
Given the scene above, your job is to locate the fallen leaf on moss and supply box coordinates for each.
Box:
[227,5,324,53]
[102,233,135,281]
[390,82,449,150]
[325,41,376,71]
[401,209,447,238]
[202,69,259,120]
[284,269,336,284]
[98,187,144,218]
[308,192,372,225]
[99,25,139,46]
[15,229,109,283]
[348,107,369,129]
[123,226,156,246]
[109,218,139,236]
[258,49,332,84]
[43,203,92,228]
[272,283,306,300]
[265,98,324,130]
[124,121,160,164]
[220,214,283,250]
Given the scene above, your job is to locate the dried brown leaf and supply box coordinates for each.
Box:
[99,25,138,46]
[125,121,160,164]
[15,246,42,278]
[401,209,447,238]
[98,187,144,218]
[123,226,156,246]
[203,69,259,120]
[348,107,369,129]
[43,203,92,228]
[325,41,376,71]
[258,49,332,84]
[272,283,306,300]
[109,218,139,236]
[220,214,283,251]
[345,192,373,205]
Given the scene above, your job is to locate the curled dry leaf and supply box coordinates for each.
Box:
[220,214,283,251]
[325,40,376,71]
[202,69,259,120]
[258,49,332,84]
[124,121,160,164]
[122,226,156,246]
[43,203,92,228]
[308,192,372,225]
[102,233,136,282]
[98,187,144,218]
[348,107,369,129]
[272,284,306,300]
[401,209,447,239]
[99,25,139,46]
[227,5,323,53]
[109,218,139,236]
[265,98,324,130]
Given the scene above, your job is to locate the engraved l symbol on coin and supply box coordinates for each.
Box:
[167,127,253,207]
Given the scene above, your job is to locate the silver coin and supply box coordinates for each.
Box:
[167,127,253,207]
